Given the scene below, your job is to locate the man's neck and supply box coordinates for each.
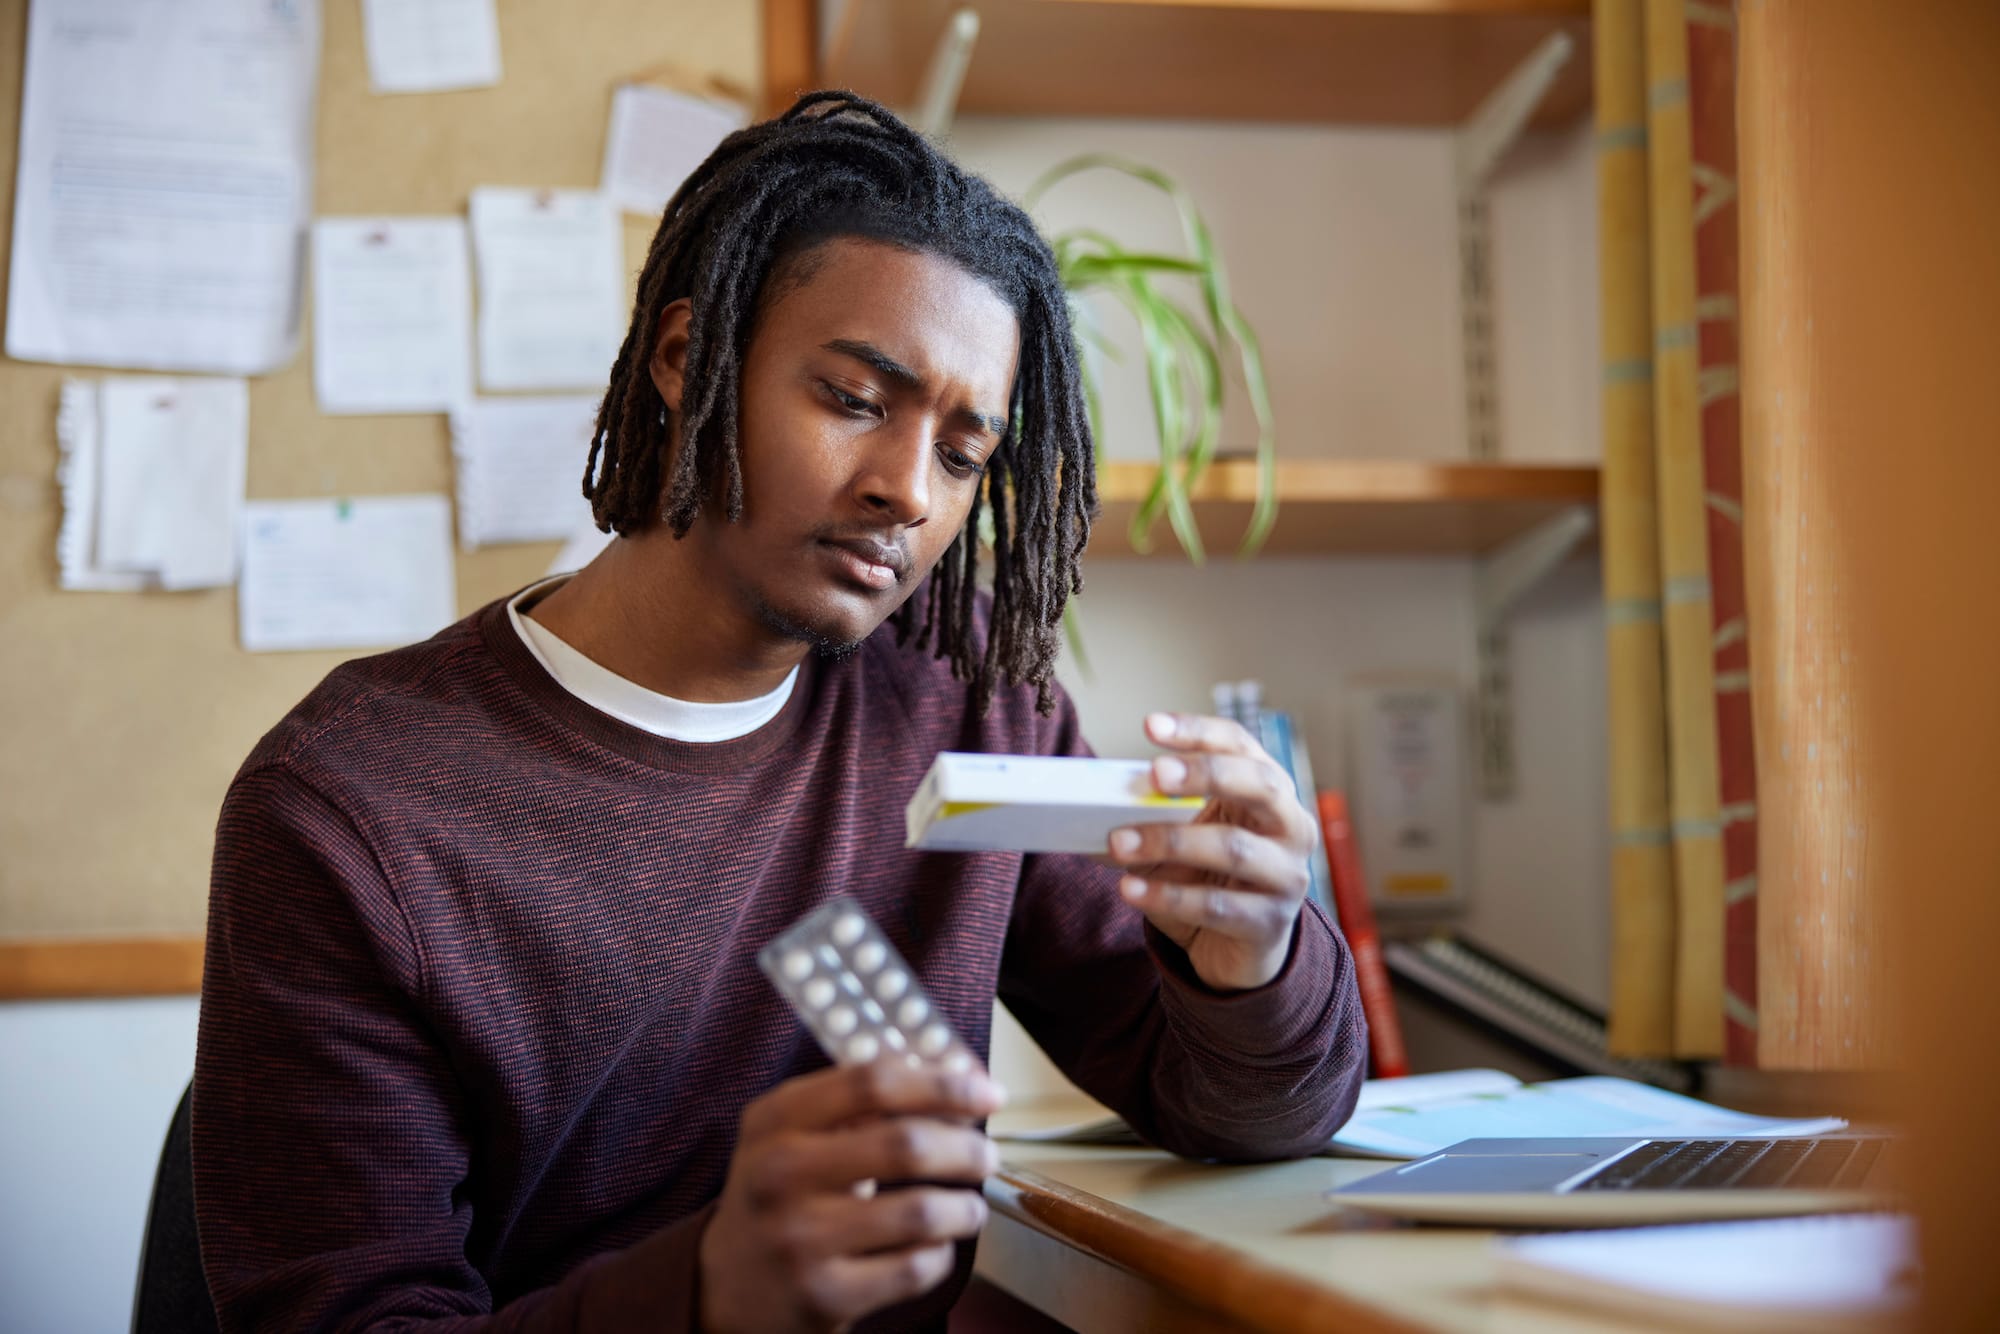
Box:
[527,529,808,703]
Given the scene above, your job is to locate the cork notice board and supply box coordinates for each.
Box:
[0,1,760,950]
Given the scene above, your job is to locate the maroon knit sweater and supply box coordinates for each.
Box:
[193,592,1365,1333]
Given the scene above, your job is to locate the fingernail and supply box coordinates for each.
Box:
[988,1079,1009,1108]
[1155,757,1187,789]
[1119,875,1147,901]
[983,1141,1002,1174]
[1147,712,1177,739]
[1109,827,1140,858]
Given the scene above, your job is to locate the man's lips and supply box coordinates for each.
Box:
[820,537,908,592]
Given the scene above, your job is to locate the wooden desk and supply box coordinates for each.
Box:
[975,1143,1676,1334]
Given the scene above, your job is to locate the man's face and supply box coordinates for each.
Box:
[660,238,1021,654]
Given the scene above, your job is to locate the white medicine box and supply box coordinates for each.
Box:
[1347,680,1468,911]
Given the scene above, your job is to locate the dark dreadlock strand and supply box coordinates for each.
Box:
[584,90,1097,714]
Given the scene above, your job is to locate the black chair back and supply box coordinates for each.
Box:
[132,1083,220,1334]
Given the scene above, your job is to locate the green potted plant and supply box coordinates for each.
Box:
[1026,154,1278,565]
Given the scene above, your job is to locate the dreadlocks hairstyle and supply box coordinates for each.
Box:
[582,90,1096,716]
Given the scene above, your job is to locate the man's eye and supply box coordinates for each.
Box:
[824,384,874,415]
[938,445,986,479]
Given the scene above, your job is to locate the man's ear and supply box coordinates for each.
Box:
[648,298,695,414]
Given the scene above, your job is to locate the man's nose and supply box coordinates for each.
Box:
[853,421,932,527]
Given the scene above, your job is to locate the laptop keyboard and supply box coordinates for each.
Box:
[1573,1138,1885,1191]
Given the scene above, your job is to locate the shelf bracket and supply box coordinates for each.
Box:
[912,8,981,140]
[1473,505,1596,799]
[1453,32,1575,461]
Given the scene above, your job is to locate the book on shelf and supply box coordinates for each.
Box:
[1317,789,1409,1078]
[990,1068,1849,1161]
[1215,679,1339,925]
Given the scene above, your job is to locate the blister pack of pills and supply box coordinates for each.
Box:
[758,897,972,1072]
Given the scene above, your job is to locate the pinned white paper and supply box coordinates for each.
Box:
[238,495,457,652]
[450,395,599,549]
[6,0,319,374]
[469,188,623,393]
[362,0,503,94]
[312,218,473,414]
[600,84,746,217]
[56,376,249,592]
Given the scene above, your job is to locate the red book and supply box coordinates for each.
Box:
[1317,789,1410,1079]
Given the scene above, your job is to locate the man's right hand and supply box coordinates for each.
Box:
[696,1059,1008,1333]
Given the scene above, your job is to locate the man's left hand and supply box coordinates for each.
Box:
[1105,711,1316,992]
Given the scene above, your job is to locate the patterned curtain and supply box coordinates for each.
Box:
[1595,0,1753,1061]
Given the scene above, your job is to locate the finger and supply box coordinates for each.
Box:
[1145,710,1263,759]
[1106,821,1309,901]
[793,1186,990,1259]
[743,1058,1004,1139]
[804,1242,960,1324]
[1119,875,1300,941]
[745,1119,999,1202]
[1148,751,1311,843]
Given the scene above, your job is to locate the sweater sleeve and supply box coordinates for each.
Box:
[194,764,708,1333]
[993,693,1368,1163]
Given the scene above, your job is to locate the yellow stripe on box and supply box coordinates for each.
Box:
[1384,874,1454,898]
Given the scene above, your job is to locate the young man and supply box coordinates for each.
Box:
[194,92,1364,1332]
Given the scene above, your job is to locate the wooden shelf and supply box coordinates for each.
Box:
[823,0,1592,127]
[1089,458,1598,557]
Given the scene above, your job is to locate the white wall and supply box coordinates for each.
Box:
[0,996,200,1334]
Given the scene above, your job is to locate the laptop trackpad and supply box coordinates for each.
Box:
[1391,1151,1605,1192]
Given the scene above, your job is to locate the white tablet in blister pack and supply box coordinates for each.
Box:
[758,897,972,1071]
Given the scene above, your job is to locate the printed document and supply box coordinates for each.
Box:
[362,0,502,94]
[470,188,623,392]
[600,84,746,217]
[450,395,599,548]
[238,496,456,652]
[56,377,249,592]
[6,0,320,374]
[313,218,474,414]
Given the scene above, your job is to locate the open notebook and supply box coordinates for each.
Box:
[990,1068,1848,1160]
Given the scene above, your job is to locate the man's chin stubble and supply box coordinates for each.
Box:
[749,592,867,661]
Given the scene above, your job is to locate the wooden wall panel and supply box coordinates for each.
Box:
[1741,0,2000,1318]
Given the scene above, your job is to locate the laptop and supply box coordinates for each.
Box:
[1332,1134,1897,1226]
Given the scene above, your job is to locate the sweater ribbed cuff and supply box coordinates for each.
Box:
[1145,902,1341,1063]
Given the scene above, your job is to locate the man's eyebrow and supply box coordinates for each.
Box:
[822,338,1010,439]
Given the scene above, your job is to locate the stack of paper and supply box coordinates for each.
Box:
[57,377,249,592]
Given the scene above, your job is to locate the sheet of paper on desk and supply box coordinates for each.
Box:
[470,188,623,392]
[313,218,474,415]
[600,84,747,217]
[991,1069,1848,1160]
[1330,1075,1847,1159]
[1496,1214,1915,1332]
[451,396,599,548]
[362,0,502,94]
[56,377,249,592]
[238,496,456,652]
[5,0,317,374]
